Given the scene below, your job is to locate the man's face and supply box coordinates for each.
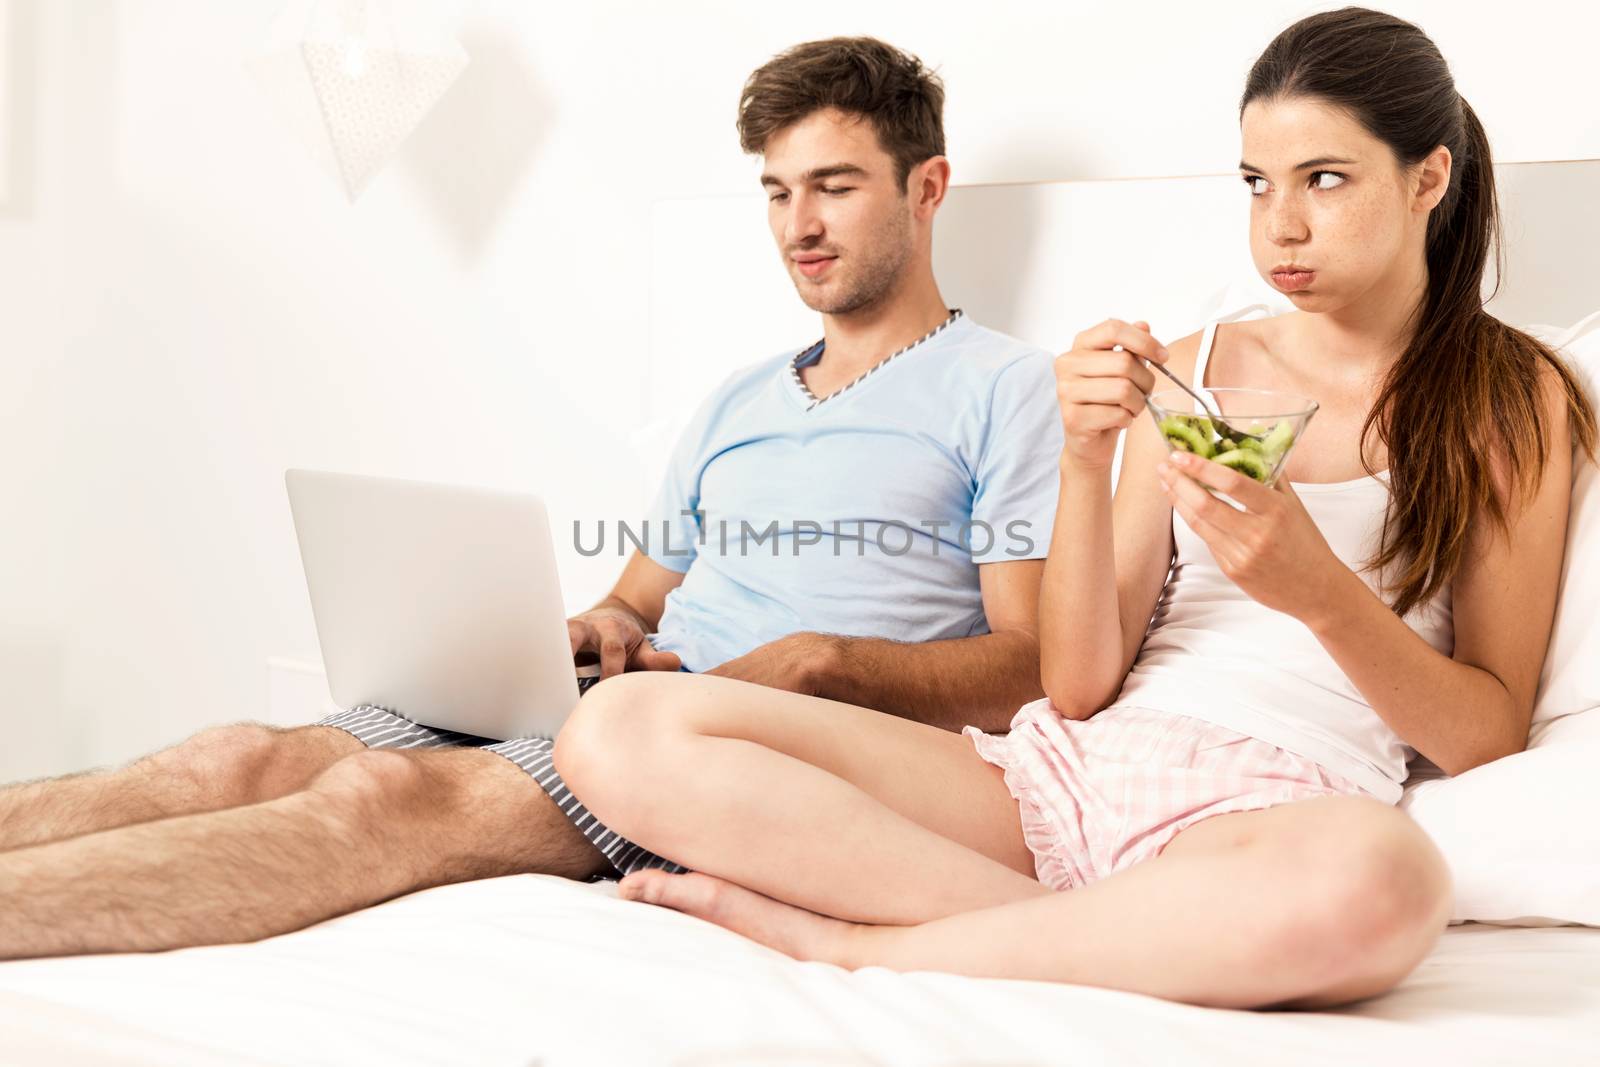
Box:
[760,108,916,315]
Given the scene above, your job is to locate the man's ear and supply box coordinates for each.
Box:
[911,156,951,218]
[1414,144,1453,215]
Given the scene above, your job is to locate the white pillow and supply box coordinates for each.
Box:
[1402,713,1600,926]
[1400,309,1600,925]
[1531,308,1600,730]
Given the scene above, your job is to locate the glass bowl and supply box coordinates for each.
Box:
[1145,388,1319,488]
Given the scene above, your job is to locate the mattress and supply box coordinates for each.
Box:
[1,874,1596,1066]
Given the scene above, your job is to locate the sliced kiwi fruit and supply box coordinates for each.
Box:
[1159,417,1215,458]
[1260,419,1296,459]
[1214,448,1273,483]
[1159,407,1299,484]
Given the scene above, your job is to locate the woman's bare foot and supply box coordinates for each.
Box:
[618,870,865,967]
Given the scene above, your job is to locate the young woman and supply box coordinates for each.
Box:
[552,8,1595,1008]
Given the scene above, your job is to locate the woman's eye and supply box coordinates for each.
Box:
[1242,176,1269,196]
[1311,171,1347,190]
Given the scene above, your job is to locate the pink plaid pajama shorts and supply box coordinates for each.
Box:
[964,699,1369,892]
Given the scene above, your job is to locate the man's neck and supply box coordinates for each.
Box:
[817,270,952,377]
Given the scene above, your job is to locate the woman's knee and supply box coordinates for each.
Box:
[1266,800,1451,1001]
[554,671,692,821]
[1339,806,1451,964]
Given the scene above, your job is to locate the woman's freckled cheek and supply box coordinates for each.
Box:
[1320,187,1398,279]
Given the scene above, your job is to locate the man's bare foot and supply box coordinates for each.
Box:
[618,870,864,967]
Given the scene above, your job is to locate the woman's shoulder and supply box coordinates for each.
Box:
[1533,348,1577,410]
[1221,312,1295,354]
[1520,354,1579,482]
[1162,314,1285,382]
[1163,328,1205,379]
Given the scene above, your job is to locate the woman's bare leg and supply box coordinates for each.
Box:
[555,672,1051,925]
[620,795,1452,1010]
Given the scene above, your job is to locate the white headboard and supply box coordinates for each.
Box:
[647,159,1600,424]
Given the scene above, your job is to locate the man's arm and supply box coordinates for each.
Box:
[706,559,1045,732]
[569,551,686,677]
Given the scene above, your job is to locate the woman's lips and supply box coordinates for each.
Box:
[795,256,836,279]
[1272,269,1316,292]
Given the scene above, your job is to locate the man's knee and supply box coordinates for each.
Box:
[146,723,307,806]
[305,749,433,824]
[308,747,609,882]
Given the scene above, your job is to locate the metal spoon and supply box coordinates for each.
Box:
[1143,357,1266,444]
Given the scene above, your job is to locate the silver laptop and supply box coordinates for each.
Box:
[285,469,589,740]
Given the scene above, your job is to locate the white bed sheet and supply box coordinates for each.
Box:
[1,874,1596,1067]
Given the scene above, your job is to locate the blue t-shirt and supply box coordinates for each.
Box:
[644,313,1062,672]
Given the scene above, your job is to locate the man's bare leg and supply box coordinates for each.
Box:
[0,746,609,959]
[0,724,363,852]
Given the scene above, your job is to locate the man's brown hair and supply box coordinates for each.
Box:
[737,37,946,189]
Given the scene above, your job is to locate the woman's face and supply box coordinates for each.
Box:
[1239,96,1439,315]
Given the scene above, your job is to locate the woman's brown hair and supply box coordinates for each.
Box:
[1242,7,1596,616]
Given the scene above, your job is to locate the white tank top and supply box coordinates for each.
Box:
[1108,315,1455,801]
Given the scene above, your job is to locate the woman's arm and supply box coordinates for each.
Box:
[1304,371,1574,773]
[1041,323,1192,718]
[1161,368,1575,774]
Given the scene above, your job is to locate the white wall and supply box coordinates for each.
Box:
[0,0,12,202]
[2,0,1597,781]
[1,0,72,778]
[647,0,1600,191]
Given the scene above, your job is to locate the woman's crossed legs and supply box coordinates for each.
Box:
[554,672,1451,1010]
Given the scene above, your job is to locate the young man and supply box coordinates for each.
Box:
[0,37,1061,958]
